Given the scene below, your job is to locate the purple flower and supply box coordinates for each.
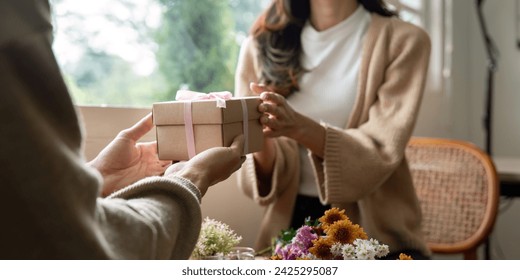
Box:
[274,243,284,257]
[274,225,319,259]
[280,243,303,260]
[293,226,318,254]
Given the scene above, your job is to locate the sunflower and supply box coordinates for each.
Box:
[309,237,335,260]
[318,207,349,229]
[312,225,325,236]
[325,219,368,244]
[398,253,414,260]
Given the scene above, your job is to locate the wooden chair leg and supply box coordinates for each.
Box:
[484,237,491,259]
[464,248,478,260]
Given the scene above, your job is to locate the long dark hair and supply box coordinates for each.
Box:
[251,0,397,97]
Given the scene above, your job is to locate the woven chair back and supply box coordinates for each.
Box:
[406,137,499,259]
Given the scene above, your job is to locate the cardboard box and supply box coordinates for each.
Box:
[153,96,263,161]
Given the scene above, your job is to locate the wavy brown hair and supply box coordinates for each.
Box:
[251,0,397,97]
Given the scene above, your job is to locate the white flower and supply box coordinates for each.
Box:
[302,253,318,260]
[330,242,343,257]
[370,238,390,258]
[341,244,357,260]
[192,217,242,259]
[353,239,377,260]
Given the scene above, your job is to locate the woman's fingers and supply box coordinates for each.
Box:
[260,91,284,104]
[261,114,281,130]
[249,83,299,139]
[250,82,268,95]
[259,102,279,115]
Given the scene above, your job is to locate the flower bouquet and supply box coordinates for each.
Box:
[271,208,411,260]
[191,217,242,260]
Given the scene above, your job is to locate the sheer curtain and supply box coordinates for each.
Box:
[386,0,454,137]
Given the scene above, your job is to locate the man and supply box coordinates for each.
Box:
[0,0,245,259]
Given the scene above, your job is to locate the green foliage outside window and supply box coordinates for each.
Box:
[155,0,236,100]
[51,0,266,107]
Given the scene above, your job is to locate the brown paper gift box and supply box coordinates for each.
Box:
[153,96,263,161]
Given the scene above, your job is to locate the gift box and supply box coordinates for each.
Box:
[153,93,263,161]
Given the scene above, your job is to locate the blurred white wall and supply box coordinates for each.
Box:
[413,0,520,259]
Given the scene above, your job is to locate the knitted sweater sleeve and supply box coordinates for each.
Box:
[310,19,432,204]
[0,1,201,259]
[101,176,202,259]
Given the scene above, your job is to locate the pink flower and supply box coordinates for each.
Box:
[293,226,318,254]
[276,225,319,259]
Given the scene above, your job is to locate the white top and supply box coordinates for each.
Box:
[287,6,371,197]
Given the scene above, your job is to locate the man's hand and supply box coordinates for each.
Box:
[89,113,172,197]
[164,135,246,197]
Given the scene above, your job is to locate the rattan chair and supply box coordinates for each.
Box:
[405,137,499,259]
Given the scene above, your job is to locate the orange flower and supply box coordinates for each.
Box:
[318,207,349,229]
[399,253,414,260]
[325,219,368,244]
[309,237,335,260]
[312,225,325,236]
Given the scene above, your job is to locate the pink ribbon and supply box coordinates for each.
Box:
[240,99,249,155]
[175,90,248,159]
[183,101,196,159]
[176,90,232,108]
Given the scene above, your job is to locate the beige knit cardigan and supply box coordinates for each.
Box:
[235,13,432,256]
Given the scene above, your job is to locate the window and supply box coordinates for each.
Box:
[52,0,447,107]
[388,0,451,96]
[387,0,425,26]
[51,0,269,107]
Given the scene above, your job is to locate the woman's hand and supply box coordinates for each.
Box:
[251,83,326,158]
[164,135,246,197]
[250,83,304,139]
[89,113,172,197]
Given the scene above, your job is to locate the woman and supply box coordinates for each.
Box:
[235,0,431,259]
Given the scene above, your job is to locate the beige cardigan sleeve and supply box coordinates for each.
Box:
[0,1,201,259]
[234,37,300,205]
[310,18,432,204]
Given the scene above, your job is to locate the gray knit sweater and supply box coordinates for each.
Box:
[0,0,201,259]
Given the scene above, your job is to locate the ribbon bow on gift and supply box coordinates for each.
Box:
[176,90,232,108]
[175,90,249,159]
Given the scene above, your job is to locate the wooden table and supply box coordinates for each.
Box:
[484,157,520,259]
[493,157,520,197]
